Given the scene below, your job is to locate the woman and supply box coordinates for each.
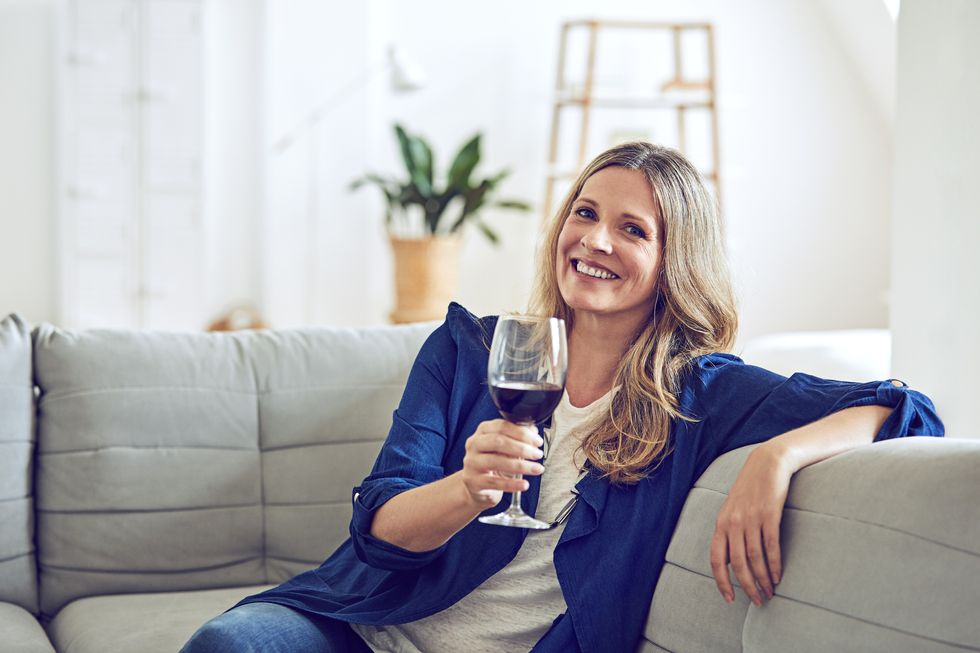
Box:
[181,143,942,653]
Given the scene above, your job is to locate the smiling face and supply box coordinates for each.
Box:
[555,166,663,329]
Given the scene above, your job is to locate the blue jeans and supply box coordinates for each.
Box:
[180,602,373,653]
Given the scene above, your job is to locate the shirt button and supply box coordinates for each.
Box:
[889,379,905,387]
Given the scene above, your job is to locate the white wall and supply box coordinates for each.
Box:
[891,0,980,438]
[202,0,263,325]
[260,1,381,327]
[0,0,265,328]
[0,0,896,342]
[0,0,57,325]
[297,0,894,340]
[817,0,896,130]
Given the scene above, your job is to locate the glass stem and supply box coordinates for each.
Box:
[509,475,524,511]
[508,419,535,512]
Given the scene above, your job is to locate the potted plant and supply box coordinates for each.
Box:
[351,124,531,323]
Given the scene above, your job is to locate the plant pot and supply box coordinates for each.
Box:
[389,235,461,324]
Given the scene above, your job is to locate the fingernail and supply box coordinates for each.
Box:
[754,598,763,607]
[774,573,781,584]
[533,463,545,473]
[535,435,544,446]
[725,593,734,604]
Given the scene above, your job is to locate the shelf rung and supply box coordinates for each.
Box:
[556,97,713,110]
[661,79,711,92]
[563,19,712,31]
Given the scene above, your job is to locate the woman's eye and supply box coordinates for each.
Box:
[625,224,646,238]
[574,207,596,220]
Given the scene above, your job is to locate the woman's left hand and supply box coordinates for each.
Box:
[710,442,795,607]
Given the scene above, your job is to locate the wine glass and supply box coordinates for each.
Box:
[478,315,568,529]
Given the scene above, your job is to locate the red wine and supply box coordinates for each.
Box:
[490,381,563,424]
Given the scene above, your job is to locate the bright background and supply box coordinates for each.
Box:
[0,0,977,435]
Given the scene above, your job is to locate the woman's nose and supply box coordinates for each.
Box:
[581,224,612,253]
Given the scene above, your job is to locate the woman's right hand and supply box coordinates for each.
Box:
[460,419,545,507]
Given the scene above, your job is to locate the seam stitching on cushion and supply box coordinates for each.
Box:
[265,553,328,566]
[38,501,352,512]
[690,486,979,556]
[39,383,406,402]
[262,438,385,452]
[0,551,32,564]
[252,352,268,586]
[640,637,676,653]
[265,499,350,508]
[39,444,255,455]
[765,596,980,652]
[258,384,406,394]
[662,561,980,651]
[41,555,262,575]
[36,440,384,456]
[37,503,261,515]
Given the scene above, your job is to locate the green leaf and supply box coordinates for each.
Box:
[463,179,493,215]
[424,197,443,234]
[350,173,396,203]
[483,169,510,189]
[350,173,394,191]
[475,220,500,245]
[428,189,460,233]
[409,135,434,196]
[494,199,532,211]
[349,173,402,226]
[369,124,531,241]
[399,182,425,207]
[395,124,435,199]
[394,124,416,178]
[447,134,481,190]
[447,180,488,232]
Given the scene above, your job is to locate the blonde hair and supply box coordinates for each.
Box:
[529,142,738,484]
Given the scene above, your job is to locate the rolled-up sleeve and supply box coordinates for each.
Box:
[349,320,458,570]
[689,355,945,464]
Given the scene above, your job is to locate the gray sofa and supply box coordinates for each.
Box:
[1,313,976,653]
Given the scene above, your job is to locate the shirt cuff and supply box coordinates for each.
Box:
[349,480,448,570]
[868,379,945,442]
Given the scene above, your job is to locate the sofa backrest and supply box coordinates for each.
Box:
[0,314,38,614]
[642,437,980,652]
[32,320,437,619]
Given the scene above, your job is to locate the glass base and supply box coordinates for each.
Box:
[478,505,552,530]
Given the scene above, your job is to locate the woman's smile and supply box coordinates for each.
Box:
[570,258,620,280]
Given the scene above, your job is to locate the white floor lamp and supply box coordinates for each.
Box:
[270,46,425,324]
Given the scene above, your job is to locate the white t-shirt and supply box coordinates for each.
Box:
[352,390,611,653]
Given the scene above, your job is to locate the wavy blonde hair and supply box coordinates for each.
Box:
[529,142,738,484]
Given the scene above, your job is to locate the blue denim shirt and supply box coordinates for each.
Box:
[234,303,943,652]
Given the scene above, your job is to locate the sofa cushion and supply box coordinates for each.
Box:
[46,584,274,653]
[32,320,437,618]
[257,323,438,582]
[0,602,55,653]
[0,314,38,615]
[643,437,980,652]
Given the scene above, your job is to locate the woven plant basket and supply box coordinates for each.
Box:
[389,235,461,324]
